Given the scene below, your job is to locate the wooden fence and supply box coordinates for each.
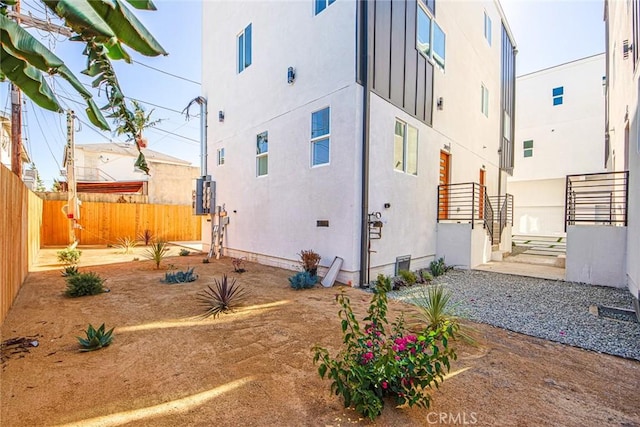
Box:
[1,165,42,324]
[41,200,202,246]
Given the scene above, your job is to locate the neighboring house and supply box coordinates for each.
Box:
[508,54,606,236]
[62,143,199,205]
[604,0,640,313]
[0,113,36,190]
[201,0,516,284]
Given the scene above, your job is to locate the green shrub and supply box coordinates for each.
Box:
[163,267,197,284]
[429,257,453,277]
[57,245,82,266]
[289,271,317,290]
[61,265,79,277]
[197,275,248,318]
[115,236,137,254]
[77,323,114,352]
[398,270,417,285]
[179,248,190,256]
[417,269,433,283]
[65,272,106,297]
[312,276,457,421]
[145,241,170,269]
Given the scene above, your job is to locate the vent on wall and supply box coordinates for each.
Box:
[317,220,329,227]
[395,255,411,275]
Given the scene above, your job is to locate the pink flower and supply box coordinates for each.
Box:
[407,335,417,342]
[395,356,401,361]
[381,381,388,389]
[366,340,373,347]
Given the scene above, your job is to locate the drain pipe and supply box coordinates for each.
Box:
[358,0,371,287]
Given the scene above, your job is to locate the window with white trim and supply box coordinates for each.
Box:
[256,131,268,176]
[523,140,533,158]
[315,0,336,15]
[481,84,489,117]
[217,148,225,166]
[552,86,563,106]
[417,2,446,70]
[394,120,418,175]
[237,24,252,73]
[484,11,492,46]
[311,107,330,166]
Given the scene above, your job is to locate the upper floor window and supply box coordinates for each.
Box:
[217,148,225,166]
[523,140,533,158]
[481,84,489,117]
[394,120,418,175]
[315,0,336,15]
[256,131,268,176]
[552,86,563,106]
[484,11,492,46]
[422,0,435,14]
[417,5,446,70]
[311,107,330,166]
[238,24,252,73]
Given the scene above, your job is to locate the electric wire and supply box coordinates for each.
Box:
[30,99,62,171]
[132,60,201,85]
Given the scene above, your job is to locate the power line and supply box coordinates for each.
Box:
[30,99,62,171]
[147,126,200,144]
[132,60,201,85]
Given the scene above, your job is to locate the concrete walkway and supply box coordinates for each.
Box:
[474,254,566,281]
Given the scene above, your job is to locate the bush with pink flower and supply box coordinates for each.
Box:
[312,275,457,420]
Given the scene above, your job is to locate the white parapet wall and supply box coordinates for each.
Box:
[436,223,491,269]
[566,225,627,288]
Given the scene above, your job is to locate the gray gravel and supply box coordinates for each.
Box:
[385,269,640,361]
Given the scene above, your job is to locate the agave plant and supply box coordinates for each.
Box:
[197,275,248,318]
[77,323,114,352]
[145,241,170,269]
[163,267,197,284]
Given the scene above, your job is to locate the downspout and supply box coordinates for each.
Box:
[359,0,371,287]
[199,97,208,176]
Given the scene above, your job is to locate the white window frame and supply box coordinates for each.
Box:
[237,23,252,73]
[484,11,492,46]
[481,84,489,117]
[217,148,225,166]
[311,107,331,167]
[417,2,446,70]
[394,119,418,176]
[256,131,268,177]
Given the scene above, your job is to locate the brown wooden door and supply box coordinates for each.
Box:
[438,151,450,220]
[479,169,486,219]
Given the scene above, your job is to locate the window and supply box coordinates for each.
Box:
[217,148,225,166]
[256,132,268,176]
[311,107,330,166]
[315,0,336,15]
[394,120,418,175]
[484,11,492,45]
[423,0,435,14]
[417,4,446,70]
[237,24,252,73]
[552,86,563,106]
[481,84,489,117]
[523,140,533,158]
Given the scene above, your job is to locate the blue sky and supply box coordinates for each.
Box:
[1,0,605,188]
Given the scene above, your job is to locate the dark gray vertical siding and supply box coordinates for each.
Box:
[374,0,392,98]
[359,0,433,126]
[500,23,516,174]
[390,0,406,106]
[403,0,417,115]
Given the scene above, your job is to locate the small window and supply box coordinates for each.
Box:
[433,22,446,70]
[417,7,432,57]
[311,107,330,166]
[394,120,418,175]
[422,0,435,15]
[417,4,445,70]
[315,0,336,15]
[217,148,225,166]
[481,84,489,117]
[523,140,533,158]
[238,24,252,73]
[552,86,563,106]
[484,11,492,45]
[256,131,268,176]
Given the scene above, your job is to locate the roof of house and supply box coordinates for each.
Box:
[76,143,193,166]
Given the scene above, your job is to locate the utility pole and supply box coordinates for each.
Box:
[10,0,22,178]
[65,110,78,244]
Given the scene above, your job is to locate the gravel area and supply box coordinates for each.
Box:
[386,269,640,361]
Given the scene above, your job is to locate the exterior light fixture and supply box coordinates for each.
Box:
[218,110,224,122]
[287,66,296,84]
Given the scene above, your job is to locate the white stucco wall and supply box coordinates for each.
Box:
[509,178,566,235]
[566,225,627,288]
[606,1,640,300]
[435,223,490,269]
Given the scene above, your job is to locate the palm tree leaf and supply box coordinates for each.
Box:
[0,46,61,112]
[88,0,167,57]
[0,14,65,71]
[43,0,114,38]
[124,0,157,10]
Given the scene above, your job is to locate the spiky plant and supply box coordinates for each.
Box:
[61,265,79,277]
[163,267,198,284]
[77,323,114,352]
[289,271,317,290]
[197,275,248,318]
[65,272,105,297]
[145,241,170,269]
[138,229,154,246]
[115,236,138,254]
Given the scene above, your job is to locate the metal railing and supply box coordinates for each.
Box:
[489,193,513,245]
[565,171,629,231]
[437,182,494,239]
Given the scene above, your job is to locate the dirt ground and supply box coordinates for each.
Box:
[1,246,639,427]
